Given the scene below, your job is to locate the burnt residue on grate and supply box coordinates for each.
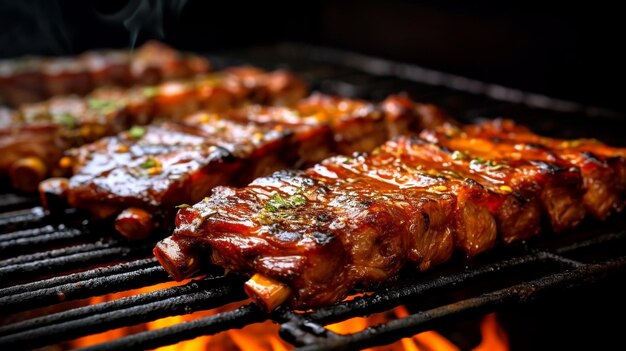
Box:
[0,44,625,351]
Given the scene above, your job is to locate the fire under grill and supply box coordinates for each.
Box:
[1,43,625,351]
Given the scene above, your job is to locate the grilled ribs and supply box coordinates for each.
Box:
[62,115,301,239]
[459,119,626,219]
[2,67,306,191]
[156,121,626,310]
[419,123,586,235]
[0,41,210,106]
[43,95,444,239]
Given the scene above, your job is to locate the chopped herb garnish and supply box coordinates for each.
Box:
[142,86,158,98]
[175,204,190,209]
[52,113,77,129]
[264,192,307,213]
[471,157,486,165]
[451,150,468,160]
[265,202,279,212]
[290,194,306,206]
[488,164,509,171]
[128,125,146,139]
[139,157,157,169]
[88,98,123,113]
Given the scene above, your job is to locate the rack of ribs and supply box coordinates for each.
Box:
[155,122,626,311]
[456,119,626,219]
[40,95,446,239]
[1,67,307,191]
[0,41,210,106]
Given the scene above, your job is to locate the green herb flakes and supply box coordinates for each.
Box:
[52,113,77,129]
[88,98,123,113]
[128,126,146,139]
[142,86,158,98]
[139,157,157,169]
[263,192,307,213]
[451,150,468,160]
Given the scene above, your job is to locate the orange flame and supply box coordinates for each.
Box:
[472,313,509,351]
[67,287,508,351]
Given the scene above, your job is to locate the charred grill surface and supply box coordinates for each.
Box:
[0,44,625,351]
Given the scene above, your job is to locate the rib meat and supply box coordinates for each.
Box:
[1,68,307,191]
[46,95,444,238]
[460,119,626,219]
[158,169,460,307]
[63,116,297,223]
[156,124,626,309]
[419,123,586,234]
[0,41,210,106]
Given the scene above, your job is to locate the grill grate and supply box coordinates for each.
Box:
[0,43,624,351]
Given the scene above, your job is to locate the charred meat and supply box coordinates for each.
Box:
[156,125,625,310]
[0,41,210,106]
[2,68,307,191]
[42,95,443,239]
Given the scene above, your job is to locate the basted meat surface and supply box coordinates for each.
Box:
[2,67,307,191]
[64,115,297,224]
[156,122,626,309]
[0,41,210,106]
[53,94,441,239]
[461,119,626,219]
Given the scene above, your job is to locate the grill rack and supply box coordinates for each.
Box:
[0,43,625,351]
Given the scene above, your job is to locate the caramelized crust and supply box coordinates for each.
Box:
[420,124,586,233]
[165,169,458,307]
[0,41,210,106]
[157,120,626,309]
[55,94,440,238]
[1,68,307,191]
[463,119,626,219]
[65,116,294,222]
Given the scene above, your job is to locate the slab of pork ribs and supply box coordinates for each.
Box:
[2,67,306,191]
[155,120,626,311]
[41,95,446,240]
[0,41,210,106]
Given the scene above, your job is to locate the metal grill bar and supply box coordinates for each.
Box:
[0,226,85,254]
[304,254,545,325]
[0,243,153,282]
[0,239,122,267]
[0,207,47,231]
[292,257,626,351]
[0,224,59,242]
[0,276,247,349]
[0,263,168,314]
[76,304,266,351]
[0,257,159,297]
[0,276,233,336]
[0,194,38,213]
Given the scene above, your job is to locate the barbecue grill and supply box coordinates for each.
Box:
[1,43,625,351]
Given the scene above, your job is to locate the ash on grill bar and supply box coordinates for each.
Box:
[1,4,625,350]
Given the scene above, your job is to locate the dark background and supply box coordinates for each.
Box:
[0,0,623,112]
